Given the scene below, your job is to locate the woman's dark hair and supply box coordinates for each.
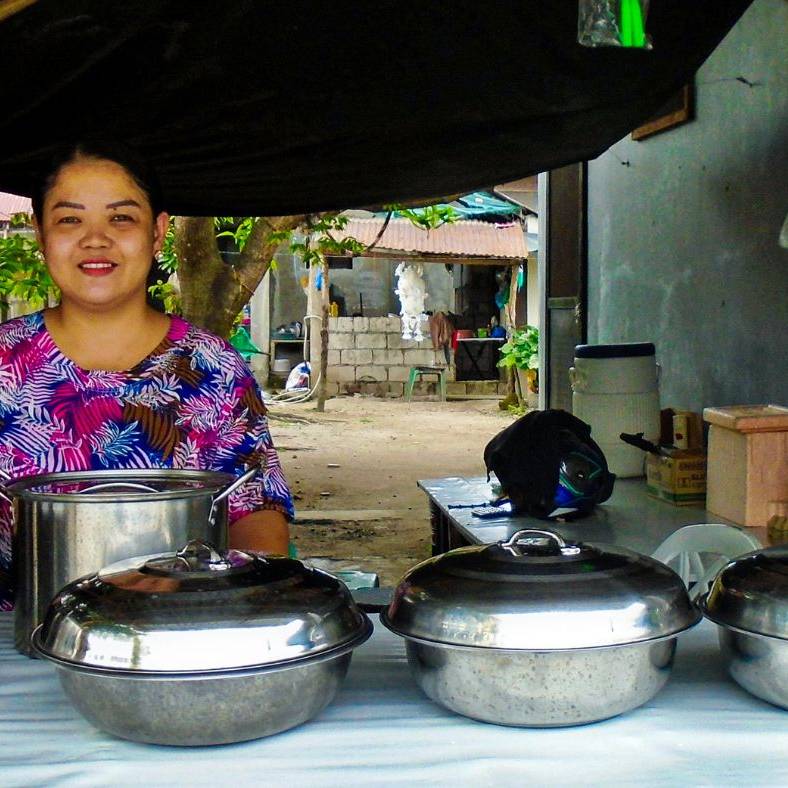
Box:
[30,139,164,219]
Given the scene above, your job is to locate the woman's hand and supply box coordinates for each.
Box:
[229,510,290,555]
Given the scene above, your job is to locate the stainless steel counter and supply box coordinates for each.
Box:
[418,476,764,556]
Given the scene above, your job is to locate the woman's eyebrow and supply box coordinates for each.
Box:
[52,200,84,209]
[106,199,141,209]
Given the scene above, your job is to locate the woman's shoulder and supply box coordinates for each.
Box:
[166,315,251,381]
[0,310,45,353]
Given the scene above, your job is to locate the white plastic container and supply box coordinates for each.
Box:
[569,343,660,478]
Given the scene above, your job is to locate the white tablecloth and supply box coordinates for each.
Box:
[1,614,785,787]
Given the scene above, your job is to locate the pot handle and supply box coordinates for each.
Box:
[500,529,581,557]
[74,482,161,495]
[208,462,265,525]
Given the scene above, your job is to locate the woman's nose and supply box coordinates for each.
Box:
[78,222,111,247]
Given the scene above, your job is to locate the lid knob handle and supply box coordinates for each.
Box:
[500,529,581,557]
[175,540,234,571]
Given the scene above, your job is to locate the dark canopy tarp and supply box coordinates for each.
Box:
[0,1,751,216]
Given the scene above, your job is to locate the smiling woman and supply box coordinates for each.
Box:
[33,154,171,370]
[0,142,293,610]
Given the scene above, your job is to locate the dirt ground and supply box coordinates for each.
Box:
[267,396,514,584]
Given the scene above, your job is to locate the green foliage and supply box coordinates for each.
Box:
[157,217,180,274]
[384,203,459,230]
[0,214,59,311]
[497,325,539,370]
[147,279,181,315]
[215,217,257,252]
[288,214,366,268]
[506,401,529,417]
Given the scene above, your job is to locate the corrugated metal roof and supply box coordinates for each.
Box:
[0,192,32,221]
[336,217,527,260]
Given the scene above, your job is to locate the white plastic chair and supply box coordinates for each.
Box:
[652,524,762,601]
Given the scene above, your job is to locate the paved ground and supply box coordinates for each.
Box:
[267,396,514,584]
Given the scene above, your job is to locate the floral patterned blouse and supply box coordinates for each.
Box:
[0,310,293,610]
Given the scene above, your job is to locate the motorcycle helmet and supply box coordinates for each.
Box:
[484,409,615,519]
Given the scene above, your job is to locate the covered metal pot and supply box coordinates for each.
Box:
[2,466,259,656]
[32,539,373,745]
[382,528,700,727]
[700,545,787,709]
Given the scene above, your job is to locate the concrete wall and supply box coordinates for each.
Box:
[322,257,454,318]
[269,252,308,329]
[587,0,787,412]
[329,258,396,316]
[272,256,454,323]
[422,263,454,314]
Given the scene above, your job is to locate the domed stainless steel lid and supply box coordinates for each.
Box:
[33,540,372,673]
[701,545,787,640]
[381,529,700,650]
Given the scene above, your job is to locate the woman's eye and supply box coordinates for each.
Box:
[110,214,134,222]
[56,215,80,224]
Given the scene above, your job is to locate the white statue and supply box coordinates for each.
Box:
[395,262,428,341]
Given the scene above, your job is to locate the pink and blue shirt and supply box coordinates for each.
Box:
[0,310,293,609]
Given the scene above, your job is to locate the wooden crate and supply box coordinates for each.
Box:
[704,405,788,527]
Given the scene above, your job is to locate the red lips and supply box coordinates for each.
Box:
[78,258,117,277]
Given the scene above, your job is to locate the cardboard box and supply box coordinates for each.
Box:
[646,450,707,506]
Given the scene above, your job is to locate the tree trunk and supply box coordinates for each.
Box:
[174,214,306,338]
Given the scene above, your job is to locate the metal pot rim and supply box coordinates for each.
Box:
[4,469,236,503]
[379,608,700,653]
[700,605,788,643]
[31,616,373,679]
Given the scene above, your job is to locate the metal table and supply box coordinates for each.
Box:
[418,476,766,556]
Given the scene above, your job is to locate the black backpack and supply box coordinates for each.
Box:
[484,409,615,519]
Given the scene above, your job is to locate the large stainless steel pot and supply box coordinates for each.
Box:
[1,466,258,656]
[32,539,373,745]
[700,545,787,709]
[382,528,700,727]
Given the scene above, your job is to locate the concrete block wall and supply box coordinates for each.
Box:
[326,316,449,397]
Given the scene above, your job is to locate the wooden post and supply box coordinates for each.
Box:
[316,256,330,412]
[502,264,520,407]
[307,263,320,368]
[506,263,520,329]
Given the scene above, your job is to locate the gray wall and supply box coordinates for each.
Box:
[587,0,787,412]
[273,256,455,322]
[270,252,308,329]
[330,257,396,316]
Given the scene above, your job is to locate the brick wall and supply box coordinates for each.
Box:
[326,316,450,397]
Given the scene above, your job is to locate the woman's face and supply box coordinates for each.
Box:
[35,156,168,314]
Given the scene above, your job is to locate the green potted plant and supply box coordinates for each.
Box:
[497,325,539,407]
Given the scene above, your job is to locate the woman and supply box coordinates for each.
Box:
[0,141,293,610]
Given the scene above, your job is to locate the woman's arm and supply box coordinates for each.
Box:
[229,509,290,555]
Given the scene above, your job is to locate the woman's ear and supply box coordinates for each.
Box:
[153,212,170,255]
